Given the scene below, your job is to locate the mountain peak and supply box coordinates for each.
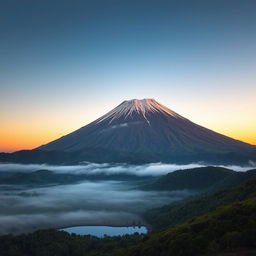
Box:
[97,98,182,124]
[37,98,255,164]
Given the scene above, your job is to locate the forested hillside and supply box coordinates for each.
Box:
[144,176,256,231]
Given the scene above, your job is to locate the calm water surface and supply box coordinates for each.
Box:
[61,226,148,237]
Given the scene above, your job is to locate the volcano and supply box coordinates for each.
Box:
[34,99,256,164]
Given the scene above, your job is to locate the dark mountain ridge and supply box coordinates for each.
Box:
[142,166,256,193]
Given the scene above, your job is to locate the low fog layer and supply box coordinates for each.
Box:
[0,162,253,176]
[0,162,254,234]
[0,180,193,234]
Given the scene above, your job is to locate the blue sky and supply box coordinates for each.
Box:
[1,0,256,151]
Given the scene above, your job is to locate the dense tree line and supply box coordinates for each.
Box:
[0,230,144,256]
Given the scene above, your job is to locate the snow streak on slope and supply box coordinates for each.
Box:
[96,99,185,124]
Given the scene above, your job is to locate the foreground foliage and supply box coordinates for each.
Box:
[0,230,144,256]
[144,176,256,231]
[119,196,256,256]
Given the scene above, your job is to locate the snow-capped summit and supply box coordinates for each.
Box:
[97,99,183,124]
[37,98,256,164]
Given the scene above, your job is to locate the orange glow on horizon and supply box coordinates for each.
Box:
[1,99,255,153]
[0,129,58,152]
[0,125,255,153]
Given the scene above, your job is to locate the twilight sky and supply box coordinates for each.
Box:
[1,0,256,152]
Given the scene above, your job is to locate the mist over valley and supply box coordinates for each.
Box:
[0,162,255,235]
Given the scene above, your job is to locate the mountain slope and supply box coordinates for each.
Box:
[120,196,256,256]
[36,98,255,164]
[142,166,235,191]
[142,166,256,192]
[144,175,256,231]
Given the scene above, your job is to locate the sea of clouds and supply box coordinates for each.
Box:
[0,162,254,234]
[0,179,193,234]
[0,162,253,176]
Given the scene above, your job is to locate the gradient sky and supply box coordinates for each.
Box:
[1,0,256,152]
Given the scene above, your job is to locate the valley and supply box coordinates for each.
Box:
[0,163,255,255]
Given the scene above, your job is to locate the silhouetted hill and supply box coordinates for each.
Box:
[0,169,154,185]
[1,149,256,165]
[0,149,159,165]
[142,166,256,193]
[0,170,85,185]
[142,166,233,190]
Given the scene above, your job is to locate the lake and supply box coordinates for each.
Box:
[60,225,148,237]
